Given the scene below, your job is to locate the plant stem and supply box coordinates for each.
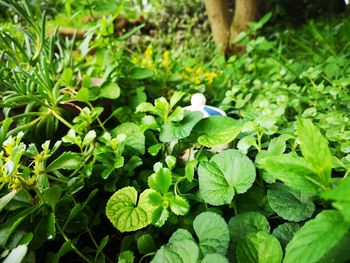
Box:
[56,223,93,263]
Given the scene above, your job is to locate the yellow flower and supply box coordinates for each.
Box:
[185,67,193,73]
[144,47,153,58]
[162,50,170,70]
[131,57,138,64]
[203,72,218,84]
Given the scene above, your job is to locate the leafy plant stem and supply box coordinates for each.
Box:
[174,176,186,196]
[50,109,75,130]
[56,223,93,263]
[343,169,350,180]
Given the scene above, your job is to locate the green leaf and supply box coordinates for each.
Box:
[100,82,120,99]
[3,245,28,263]
[284,210,350,263]
[118,250,134,263]
[82,130,96,146]
[0,206,38,247]
[228,212,270,242]
[112,122,145,155]
[260,154,323,194]
[321,177,350,222]
[165,155,176,170]
[192,116,242,147]
[297,118,332,186]
[152,205,169,227]
[0,190,17,212]
[131,67,153,79]
[31,212,56,249]
[160,111,203,143]
[148,168,172,195]
[76,87,89,102]
[152,229,199,263]
[185,159,198,182]
[105,187,155,232]
[43,186,63,210]
[198,149,256,205]
[137,234,155,254]
[193,212,230,256]
[60,67,73,85]
[170,195,190,215]
[267,183,315,222]
[46,152,82,172]
[202,254,229,263]
[167,91,183,107]
[148,143,163,156]
[236,232,283,263]
[272,223,300,249]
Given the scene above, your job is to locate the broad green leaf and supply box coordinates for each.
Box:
[198,149,256,205]
[148,168,172,195]
[43,186,63,210]
[170,196,190,215]
[202,254,229,263]
[284,210,350,263]
[0,190,17,212]
[100,82,120,99]
[193,212,230,256]
[112,123,145,155]
[46,152,82,172]
[3,245,28,263]
[228,212,270,242]
[105,187,155,232]
[76,87,89,102]
[272,223,300,248]
[192,116,242,147]
[236,232,283,263]
[154,97,170,121]
[160,111,203,143]
[297,118,332,186]
[137,234,155,254]
[267,183,315,222]
[169,229,195,243]
[318,232,350,263]
[260,154,323,194]
[131,67,153,79]
[169,91,184,109]
[0,206,38,247]
[118,250,134,263]
[31,212,56,249]
[152,229,199,263]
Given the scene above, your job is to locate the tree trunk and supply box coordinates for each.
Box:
[229,0,258,46]
[204,0,230,50]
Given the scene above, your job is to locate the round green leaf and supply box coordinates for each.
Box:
[198,149,256,205]
[228,212,270,242]
[105,187,155,232]
[192,116,242,147]
[193,212,230,256]
[152,229,199,263]
[236,232,283,263]
[267,183,315,222]
[272,222,300,249]
[137,234,155,254]
[112,123,145,155]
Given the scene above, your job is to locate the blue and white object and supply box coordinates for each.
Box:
[184,93,226,117]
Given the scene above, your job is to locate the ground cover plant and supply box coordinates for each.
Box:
[1,0,350,262]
